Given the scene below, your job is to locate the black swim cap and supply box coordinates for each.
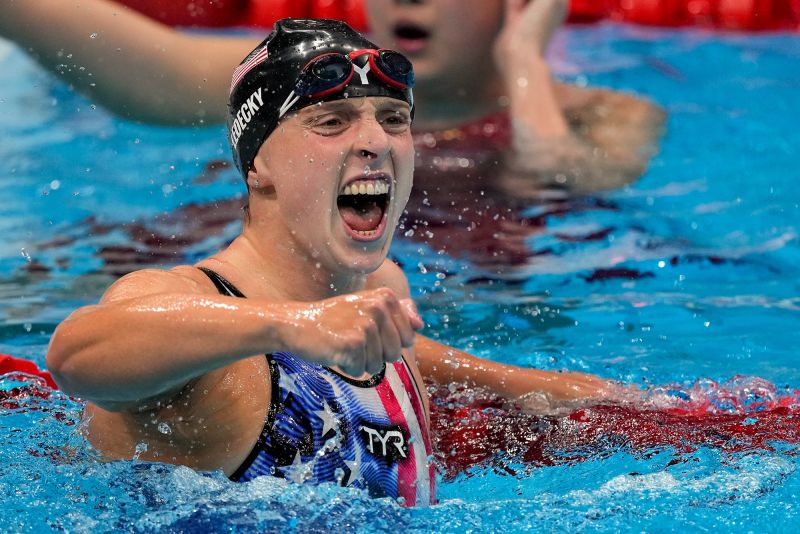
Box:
[228,18,415,178]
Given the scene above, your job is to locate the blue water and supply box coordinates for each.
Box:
[1,24,800,532]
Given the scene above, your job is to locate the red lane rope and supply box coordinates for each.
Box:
[115,0,800,32]
[0,354,57,389]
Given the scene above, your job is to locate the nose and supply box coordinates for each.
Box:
[354,118,392,164]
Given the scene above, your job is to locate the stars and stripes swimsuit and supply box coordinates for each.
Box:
[199,268,436,506]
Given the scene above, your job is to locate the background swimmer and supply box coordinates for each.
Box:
[0,0,663,194]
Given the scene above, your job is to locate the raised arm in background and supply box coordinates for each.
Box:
[0,0,257,125]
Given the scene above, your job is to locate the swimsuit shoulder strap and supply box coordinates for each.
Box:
[196,266,279,482]
[197,266,246,298]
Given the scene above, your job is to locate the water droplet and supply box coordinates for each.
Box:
[20,248,32,262]
[89,32,98,39]
[133,442,148,459]
[158,422,172,435]
[334,467,345,484]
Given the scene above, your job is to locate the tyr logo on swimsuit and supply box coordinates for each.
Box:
[360,423,408,461]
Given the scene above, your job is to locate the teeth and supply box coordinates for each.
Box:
[340,180,389,196]
[355,229,378,237]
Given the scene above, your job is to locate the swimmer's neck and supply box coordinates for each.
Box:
[411,77,505,132]
[210,230,369,302]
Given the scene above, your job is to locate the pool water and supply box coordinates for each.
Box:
[1,23,800,532]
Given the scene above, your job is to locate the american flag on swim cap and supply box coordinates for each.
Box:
[229,45,269,94]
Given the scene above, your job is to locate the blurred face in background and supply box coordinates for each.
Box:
[364,0,503,92]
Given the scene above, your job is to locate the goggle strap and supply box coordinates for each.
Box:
[279,91,301,118]
[348,49,379,59]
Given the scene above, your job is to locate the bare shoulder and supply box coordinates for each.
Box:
[365,259,411,298]
[100,265,217,304]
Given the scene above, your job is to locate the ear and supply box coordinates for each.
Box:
[246,167,261,190]
[246,153,274,191]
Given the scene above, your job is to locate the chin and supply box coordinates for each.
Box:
[335,241,390,276]
[346,252,387,275]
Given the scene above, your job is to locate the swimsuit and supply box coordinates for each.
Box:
[199,267,435,505]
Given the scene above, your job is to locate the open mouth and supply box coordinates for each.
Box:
[393,23,430,53]
[337,178,391,241]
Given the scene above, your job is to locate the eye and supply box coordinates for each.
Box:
[308,112,349,135]
[320,117,342,127]
[379,110,411,133]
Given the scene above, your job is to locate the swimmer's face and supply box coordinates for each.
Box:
[364,0,503,85]
[249,97,414,274]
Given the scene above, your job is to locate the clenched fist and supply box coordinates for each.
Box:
[277,288,424,378]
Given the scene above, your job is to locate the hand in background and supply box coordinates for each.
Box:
[494,0,568,73]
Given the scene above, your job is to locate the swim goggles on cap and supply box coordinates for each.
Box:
[294,49,415,99]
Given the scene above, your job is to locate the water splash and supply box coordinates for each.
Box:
[431,376,800,480]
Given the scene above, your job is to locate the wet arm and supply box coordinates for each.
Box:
[45,270,291,406]
[0,0,257,125]
[415,335,610,412]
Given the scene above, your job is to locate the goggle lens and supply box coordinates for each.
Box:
[310,54,351,81]
[375,50,415,88]
[295,54,353,97]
